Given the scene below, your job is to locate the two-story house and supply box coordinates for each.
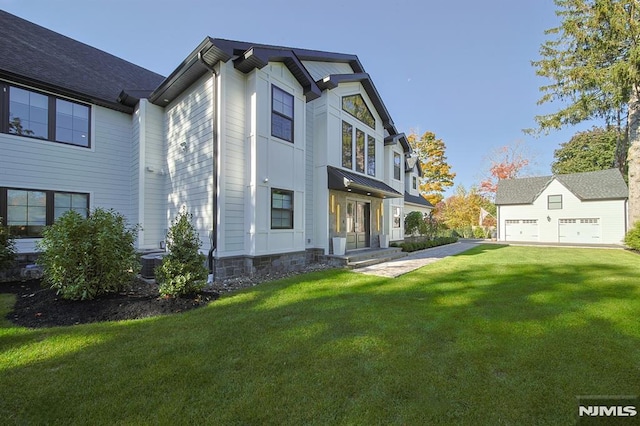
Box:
[0,10,415,279]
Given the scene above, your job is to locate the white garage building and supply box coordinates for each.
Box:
[495,169,628,245]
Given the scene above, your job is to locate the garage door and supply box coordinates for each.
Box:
[558,218,600,244]
[505,219,539,241]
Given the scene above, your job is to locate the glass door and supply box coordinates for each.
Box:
[346,200,371,250]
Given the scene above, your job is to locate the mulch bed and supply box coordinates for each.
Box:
[1,263,336,328]
[0,279,218,328]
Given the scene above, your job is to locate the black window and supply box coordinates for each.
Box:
[271,189,293,229]
[1,188,89,238]
[394,152,402,180]
[548,195,562,210]
[367,135,376,176]
[2,83,91,147]
[271,86,294,142]
[342,121,353,169]
[342,94,375,129]
[413,176,417,190]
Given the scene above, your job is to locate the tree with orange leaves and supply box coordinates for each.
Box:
[407,131,456,205]
[479,141,533,198]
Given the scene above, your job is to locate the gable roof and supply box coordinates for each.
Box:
[495,169,628,205]
[0,10,165,113]
[149,37,403,138]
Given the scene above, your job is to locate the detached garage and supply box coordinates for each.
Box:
[495,169,628,245]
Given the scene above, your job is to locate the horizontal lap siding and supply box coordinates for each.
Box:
[301,61,354,81]
[1,106,133,253]
[0,106,133,215]
[220,67,246,254]
[165,75,214,251]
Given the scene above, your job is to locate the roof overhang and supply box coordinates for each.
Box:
[384,133,411,153]
[327,166,402,199]
[317,73,395,132]
[150,38,323,106]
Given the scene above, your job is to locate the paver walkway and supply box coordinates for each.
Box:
[354,241,479,278]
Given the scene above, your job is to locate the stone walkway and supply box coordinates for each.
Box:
[354,241,479,278]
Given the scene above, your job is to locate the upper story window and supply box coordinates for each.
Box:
[2,83,91,147]
[548,194,563,210]
[394,152,402,180]
[342,120,376,177]
[342,94,375,129]
[413,176,417,190]
[271,85,294,142]
[1,187,89,238]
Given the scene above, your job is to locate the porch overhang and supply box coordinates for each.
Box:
[327,166,402,199]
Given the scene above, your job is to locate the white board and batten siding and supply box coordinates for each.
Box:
[1,104,133,253]
[164,74,215,253]
[247,63,306,256]
[499,179,627,244]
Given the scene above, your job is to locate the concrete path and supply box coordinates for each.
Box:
[354,241,479,278]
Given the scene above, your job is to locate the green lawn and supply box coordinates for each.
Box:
[1,245,639,425]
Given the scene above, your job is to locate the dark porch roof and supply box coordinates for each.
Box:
[327,166,402,199]
[404,192,434,208]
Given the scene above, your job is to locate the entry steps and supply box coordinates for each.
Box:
[335,247,408,269]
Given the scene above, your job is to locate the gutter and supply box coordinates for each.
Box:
[198,51,219,283]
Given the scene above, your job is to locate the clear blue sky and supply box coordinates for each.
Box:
[0,0,599,193]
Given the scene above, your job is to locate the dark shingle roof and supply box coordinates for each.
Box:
[0,10,165,112]
[404,192,434,208]
[495,169,628,205]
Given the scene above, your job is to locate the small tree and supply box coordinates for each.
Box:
[155,210,208,297]
[404,211,426,236]
[624,221,640,250]
[38,208,140,300]
[0,217,16,271]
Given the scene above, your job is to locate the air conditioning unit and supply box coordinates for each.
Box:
[140,253,166,279]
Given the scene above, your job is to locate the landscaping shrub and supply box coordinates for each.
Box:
[398,236,458,252]
[0,217,16,271]
[404,211,426,236]
[624,221,640,251]
[155,210,208,297]
[473,226,487,239]
[37,209,140,300]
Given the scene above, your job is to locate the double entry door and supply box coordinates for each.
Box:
[346,200,370,250]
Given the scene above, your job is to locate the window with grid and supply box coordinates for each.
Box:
[271,86,294,142]
[1,188,89,237]
[271,189,293,229]
[2,83,90,147]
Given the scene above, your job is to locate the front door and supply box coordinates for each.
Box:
[346,200,370,250]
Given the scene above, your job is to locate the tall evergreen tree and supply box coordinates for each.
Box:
[532,0,640,223]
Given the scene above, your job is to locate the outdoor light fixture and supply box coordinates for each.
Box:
[547,216,551,222]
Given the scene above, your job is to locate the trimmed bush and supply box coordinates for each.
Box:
[155,210,208,298]
[37,208,140,300]
[398,236,458,252]
[0,218,16,271]
[624,221,640,251]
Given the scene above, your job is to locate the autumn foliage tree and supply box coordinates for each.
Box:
[479,141,532,197]
[407,131,456,205]
[434,186,494,235]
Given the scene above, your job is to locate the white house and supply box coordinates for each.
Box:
[403,156,434,223]
[0,11,416,278]
[495,169,628,245]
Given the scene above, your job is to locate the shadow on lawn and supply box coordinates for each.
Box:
[2,247,639,424]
